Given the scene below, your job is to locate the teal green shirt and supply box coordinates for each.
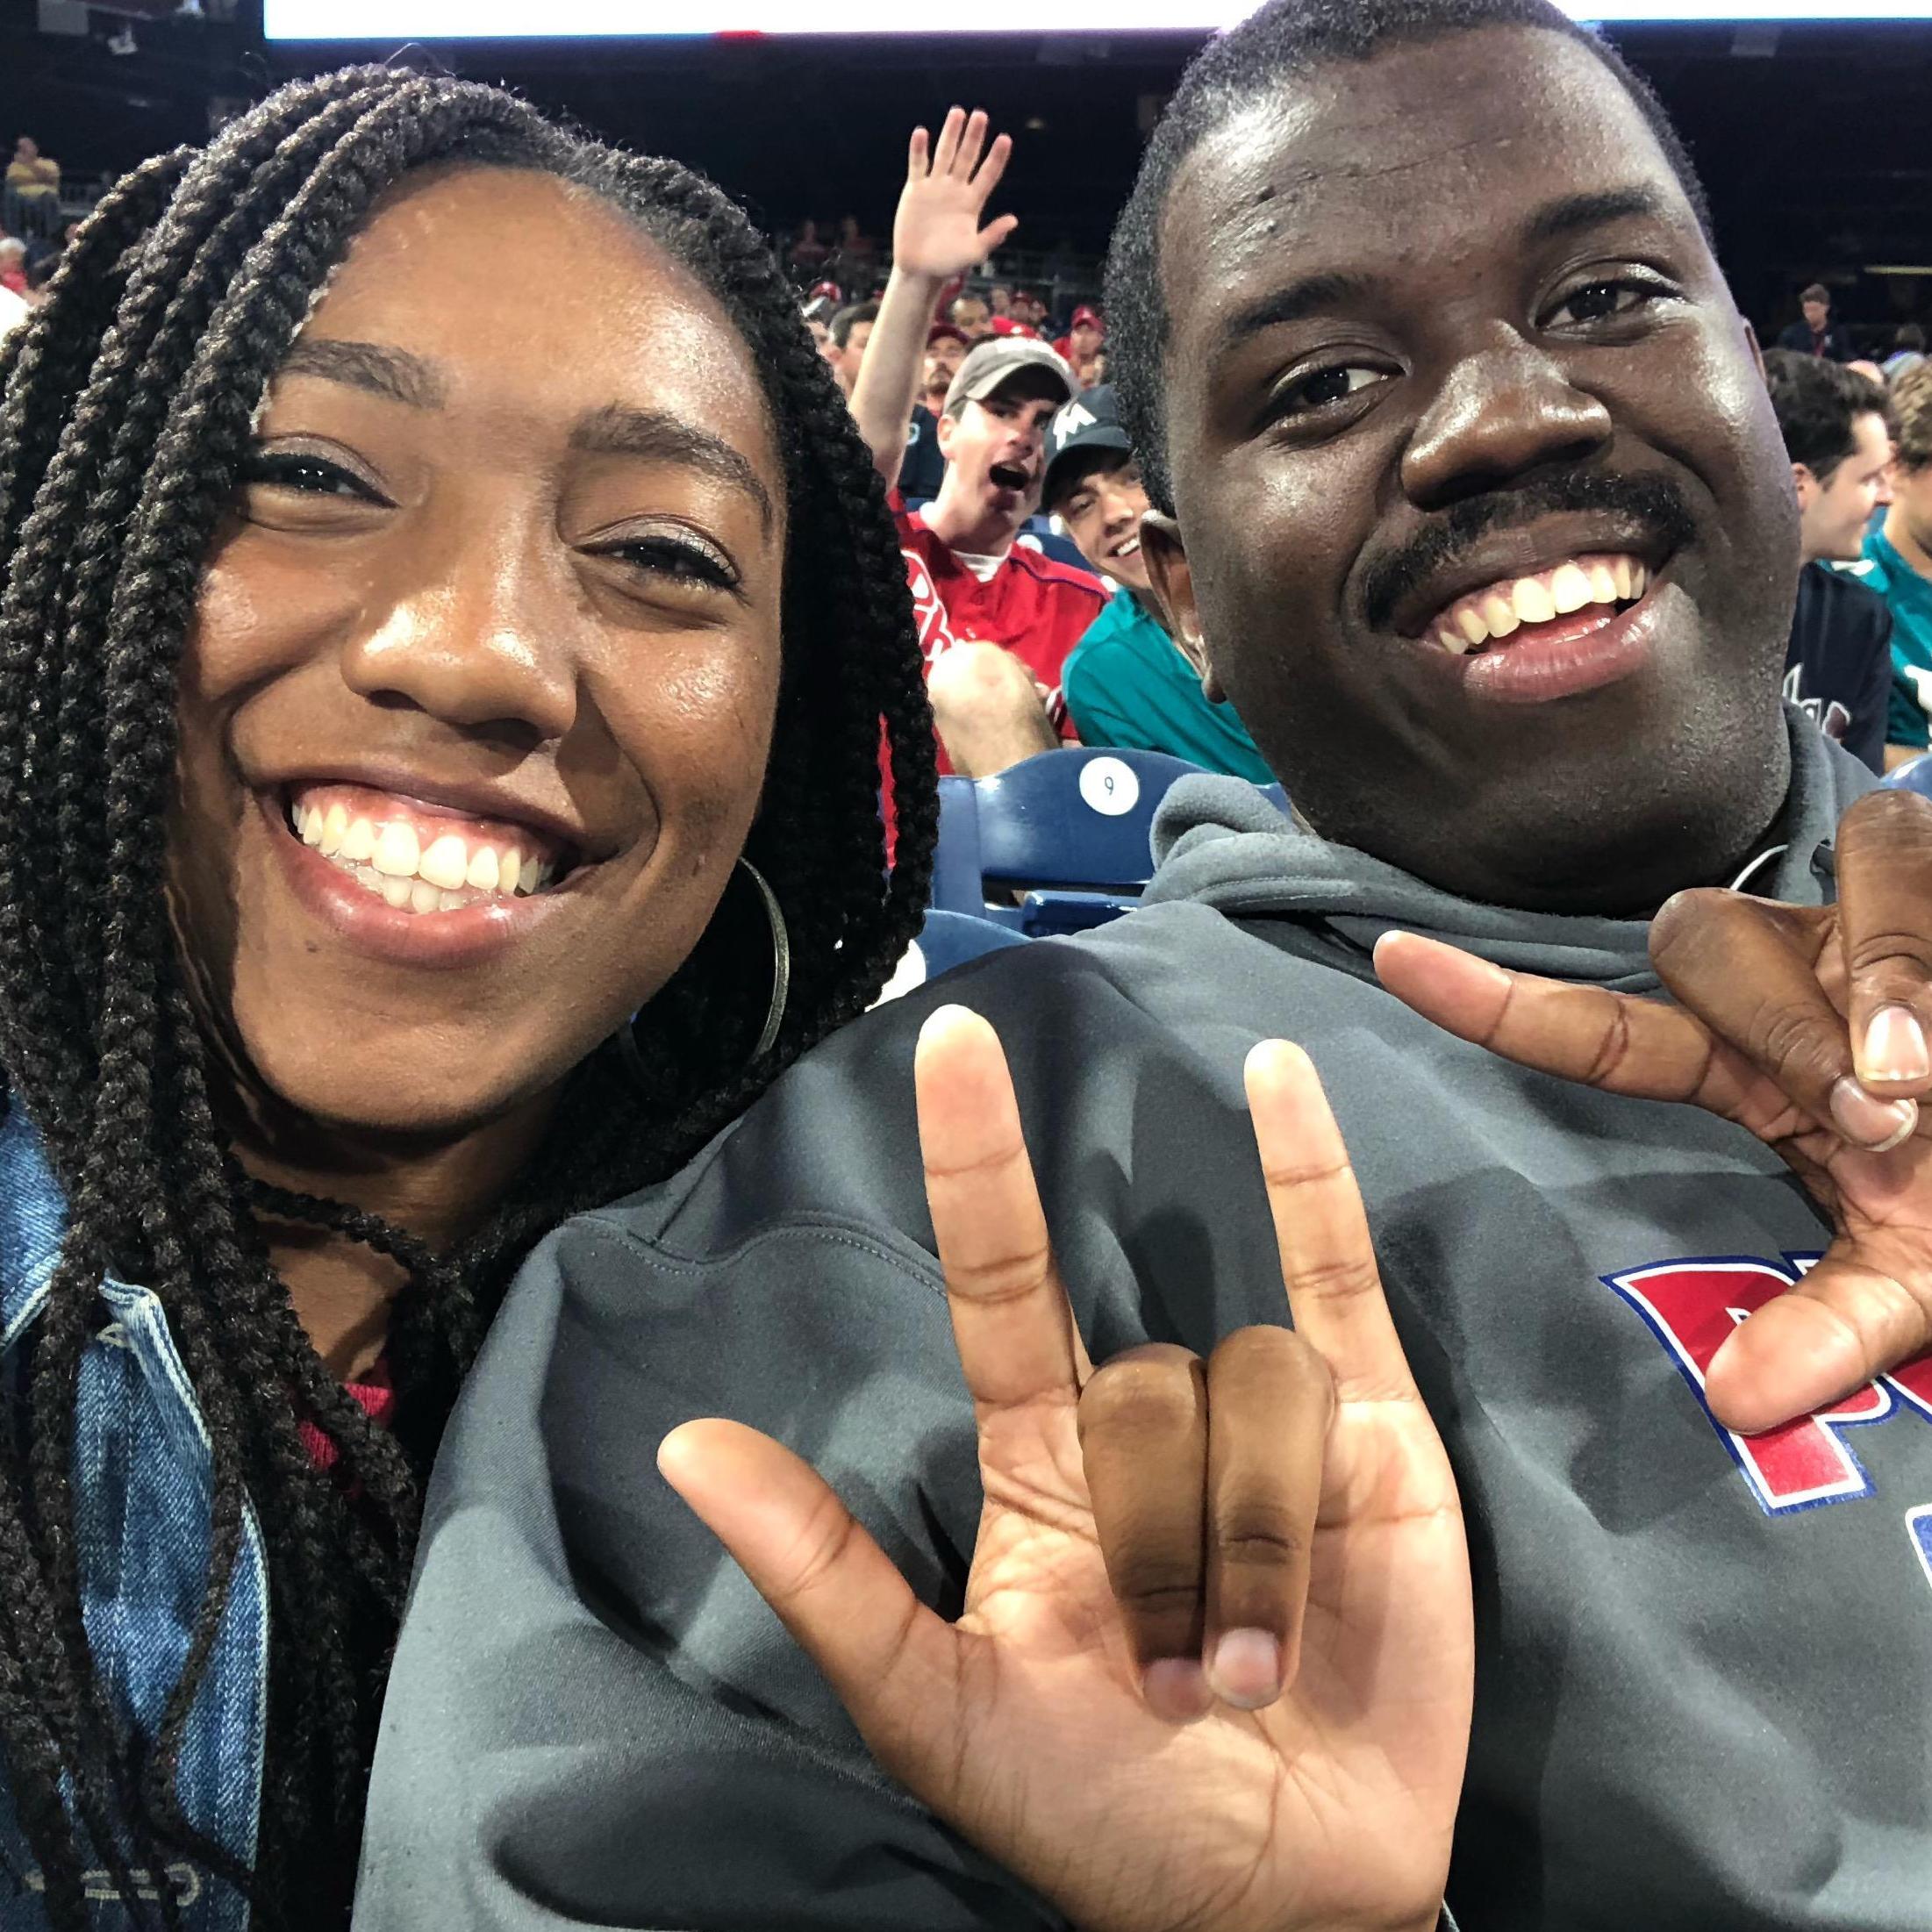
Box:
[1851,528,1932,749]
[1062,590,1274,783]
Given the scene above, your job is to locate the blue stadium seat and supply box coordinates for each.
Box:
[1884,755,1932,799]
[872,908,1030,1005]
[1018,520,1100,576]
[931,746,1212,937]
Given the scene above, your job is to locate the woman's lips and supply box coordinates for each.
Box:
[261,791,584,970]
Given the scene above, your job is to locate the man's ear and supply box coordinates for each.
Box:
[1791,460,1816,511]
[1742,315,1767,381]
[1141,511,1224,697]
[934,410,957,461]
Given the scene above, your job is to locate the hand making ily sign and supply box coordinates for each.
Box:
[659,787,1932,1931]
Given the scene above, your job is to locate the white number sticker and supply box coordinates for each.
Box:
[1078,755,1139,817]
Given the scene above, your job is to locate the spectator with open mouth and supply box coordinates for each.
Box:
[850,111,1108,776]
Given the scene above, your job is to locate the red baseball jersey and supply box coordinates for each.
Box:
[894,504,1107,739]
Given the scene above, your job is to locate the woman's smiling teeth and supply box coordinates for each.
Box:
[289,785,562,915]
[1424,551,1649,656]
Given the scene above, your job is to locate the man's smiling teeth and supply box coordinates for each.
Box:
[291,793,558,914]
[1425,551,1649,655]
[1113,537,1141,560]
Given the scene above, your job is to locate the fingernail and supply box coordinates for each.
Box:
[1206,1628,1283,1709]
[1140,1657,1212,1724]
[1861,1005,1929,1084]
[1828,1077,1918,1151]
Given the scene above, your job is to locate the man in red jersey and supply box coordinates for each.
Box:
[852,111,1106,775]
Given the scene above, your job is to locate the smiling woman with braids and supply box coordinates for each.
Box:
[0,65,934,1930]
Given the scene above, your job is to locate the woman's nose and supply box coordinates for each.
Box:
[339,532,578,743]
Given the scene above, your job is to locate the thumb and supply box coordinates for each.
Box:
[1706,1254,1927,1432]
[658,1420,958,1742]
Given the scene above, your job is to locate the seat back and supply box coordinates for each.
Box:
[971,746,1206,891]
[1884,755,1932,799]
[871,909,1030,1006]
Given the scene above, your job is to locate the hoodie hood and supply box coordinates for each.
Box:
[1142,705,1874,994]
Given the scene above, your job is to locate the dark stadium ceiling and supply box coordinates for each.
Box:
[4,6,1928,329]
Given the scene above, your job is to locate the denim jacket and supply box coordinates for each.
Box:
[0,1103,266,1928]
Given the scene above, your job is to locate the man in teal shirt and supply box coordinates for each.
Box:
[1856,364,1932,766]
[1043,387,1275,781]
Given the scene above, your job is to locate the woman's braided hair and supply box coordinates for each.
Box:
[0,67,935,1930]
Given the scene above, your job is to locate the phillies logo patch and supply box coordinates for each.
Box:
[901,548,959,666]
[1605,1255,1932,1515]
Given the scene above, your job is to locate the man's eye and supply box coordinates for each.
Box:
[240,451,382,500]
[1273,364,1389,419]
[1545,281,1657,328]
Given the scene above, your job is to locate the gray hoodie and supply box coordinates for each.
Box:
[356,710,1932,1931]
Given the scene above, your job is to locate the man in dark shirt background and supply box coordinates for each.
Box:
[1764,347,1895,770]
[1777,281,1855,362]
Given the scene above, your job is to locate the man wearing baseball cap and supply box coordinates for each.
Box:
[1043,386,1273,781]
[851,114,1108,776]
[1052,303,1104,369]
[899,321,970,502]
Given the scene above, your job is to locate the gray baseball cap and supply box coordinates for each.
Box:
[943,338,1078,418]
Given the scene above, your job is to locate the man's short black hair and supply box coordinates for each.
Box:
[1105,0,1714,516]
[1800,282,1831,307]
[829,300,879,349]
[1763,347,1893,485]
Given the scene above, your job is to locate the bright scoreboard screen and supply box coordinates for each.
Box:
[262,2,1932,39]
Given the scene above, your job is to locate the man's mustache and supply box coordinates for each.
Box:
[1359,469,1699,633]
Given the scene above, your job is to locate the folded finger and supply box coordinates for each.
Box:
[1077,1343,1212,1721]
[1833,789,1932,1097]
[1650,889,1918,1151]
[1202,1326,1330,1708]
[917,1005,1090,1421]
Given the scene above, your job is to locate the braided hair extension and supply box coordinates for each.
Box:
[0,67,936,1930]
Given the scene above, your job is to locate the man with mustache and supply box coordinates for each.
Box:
[852,114,1105,776]
[363,4,1932,1928]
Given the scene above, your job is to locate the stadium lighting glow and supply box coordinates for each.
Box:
[262,2,1932,39]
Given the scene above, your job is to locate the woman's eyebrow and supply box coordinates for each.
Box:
[276,336,446,408]
[569,404,775,535]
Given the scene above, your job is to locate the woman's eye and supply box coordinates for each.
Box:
[1546,281,1657,328]
[240,450,383,501]
[603,534,739,594]
[1274,364,1390,419]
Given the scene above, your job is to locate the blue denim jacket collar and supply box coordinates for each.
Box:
[0,1099,72,1350]
[0,1097,265,1928]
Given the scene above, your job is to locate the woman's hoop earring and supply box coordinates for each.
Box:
[617,855,791,1090]
[736,855,791,1063]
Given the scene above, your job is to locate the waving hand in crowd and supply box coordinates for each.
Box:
[851,108,1019,487]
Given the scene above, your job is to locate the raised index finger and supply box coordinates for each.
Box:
[916,1005,1090,1417]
